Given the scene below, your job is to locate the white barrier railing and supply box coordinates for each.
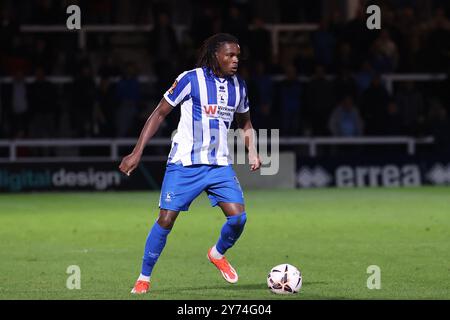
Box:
[0,136,435,162]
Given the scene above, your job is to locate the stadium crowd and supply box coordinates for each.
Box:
[0,0,449,151]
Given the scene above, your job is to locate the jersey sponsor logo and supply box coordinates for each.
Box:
[203,105,218,115]
[203,104,235,122]
[168,80,178,94]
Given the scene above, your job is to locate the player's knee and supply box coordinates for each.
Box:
[157,216,175,229]
[157,210,178,229]
[227,212,247,228]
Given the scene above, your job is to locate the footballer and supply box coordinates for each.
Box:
[119,33,261,294]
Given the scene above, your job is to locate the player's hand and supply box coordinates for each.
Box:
[119,152,142,176]
[249,152,261,171]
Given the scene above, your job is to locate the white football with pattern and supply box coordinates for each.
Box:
[267,263,302,294]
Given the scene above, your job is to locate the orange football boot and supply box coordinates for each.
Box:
[131,280,150,294]
[207,247,238,283]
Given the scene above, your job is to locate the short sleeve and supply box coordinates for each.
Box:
[236,79,250,113]
[163,71,191,107]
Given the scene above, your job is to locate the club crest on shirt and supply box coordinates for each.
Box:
[219,93,226,104]
[168,80,178,94]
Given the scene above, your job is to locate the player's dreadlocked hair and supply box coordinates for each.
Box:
[196,33,239,74]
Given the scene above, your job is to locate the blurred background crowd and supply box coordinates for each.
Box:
[0,0,449,149]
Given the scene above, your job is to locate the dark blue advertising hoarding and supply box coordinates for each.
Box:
[0,161,167,192]
[1,155,449,192]
[296,155,450,188]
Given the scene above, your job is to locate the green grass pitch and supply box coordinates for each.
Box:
[0,187,449,300]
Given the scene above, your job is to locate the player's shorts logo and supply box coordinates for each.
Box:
[165,192,175,202]
[168,80,178,94]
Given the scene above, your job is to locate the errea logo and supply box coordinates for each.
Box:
[426,163,450,185]
[297,166,332,188]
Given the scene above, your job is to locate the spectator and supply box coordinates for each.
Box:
[395,81,425,135]
[382,100,404,135]
[85,0,114,24]
[279,0,301,23]
[305,64,335,136]
[149,11,179,97]
[354,61,375,96]
[93,77,117,137]
[28,67,59,155]
[333,67,358,102]
[369,29,399,73]
[360,74,390,135]
[422,7,450,71]
[425,99,450,153]
[0,8,20,57]
[328,95,364,137]
[115,62,141,137]
[223,5,249,49]
[190,1,219,49]
[294,42,316,76]
[30,38,54,76]
[333,42,357,72]
[311,18,336,69]
[399,32,426,72]
[3,34,32,77]
[328,8,346,39]
[248,16,271,66]
[277,64,302,135]
[341,4,377,63]
[250,61,273,130]
[7,70,30,138]
[98,54,121,79]
[32,0,59,25]
[71,65,97,137]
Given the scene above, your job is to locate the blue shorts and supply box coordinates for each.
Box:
[159,163,245,212]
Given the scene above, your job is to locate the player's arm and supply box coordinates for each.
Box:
[119,98,173,176]
[235,111,261,171]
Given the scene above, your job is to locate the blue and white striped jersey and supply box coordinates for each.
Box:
[163,67,250,166]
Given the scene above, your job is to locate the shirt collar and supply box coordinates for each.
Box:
[203,67,232,82]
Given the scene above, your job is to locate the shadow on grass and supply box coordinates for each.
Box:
[150,281,349,299]
[152,283,267,293]
[153,281,331,293]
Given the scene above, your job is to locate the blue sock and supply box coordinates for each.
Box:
[141,221,171,277]
[216,212,247,255]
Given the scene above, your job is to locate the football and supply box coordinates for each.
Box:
[267,263,302,294]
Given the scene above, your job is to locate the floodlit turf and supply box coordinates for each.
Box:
[0,187,449,300]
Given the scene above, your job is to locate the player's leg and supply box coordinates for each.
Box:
[132,209,179,294]
[140,209,179,278]
[212,202,247,256]
[206,166,247,283]
[132,163,207,293]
